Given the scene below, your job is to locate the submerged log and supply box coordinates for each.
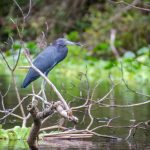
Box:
[43,133,93,140]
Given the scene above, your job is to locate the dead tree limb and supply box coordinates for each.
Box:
[27,100,78,149]
[110,29,120,59]
[27,100,54,149]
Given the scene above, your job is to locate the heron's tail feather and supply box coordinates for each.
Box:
[21,74,38,88]
[21,77,31,88]
[21,67,41,88]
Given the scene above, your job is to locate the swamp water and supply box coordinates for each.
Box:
[0,75,150,150]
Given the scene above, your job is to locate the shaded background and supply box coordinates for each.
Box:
[0,0,150,54]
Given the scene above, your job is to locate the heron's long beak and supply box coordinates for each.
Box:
[65,40,81,46]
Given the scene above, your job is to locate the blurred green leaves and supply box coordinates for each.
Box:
[123,51,136,59]
[94,42,109,52]
[66,31,80,41]
[0,126,30,140]
[137,47,150,55]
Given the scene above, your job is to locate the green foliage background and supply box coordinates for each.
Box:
[0,0,149,100]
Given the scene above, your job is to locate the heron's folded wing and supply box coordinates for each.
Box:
[21,47,56,87]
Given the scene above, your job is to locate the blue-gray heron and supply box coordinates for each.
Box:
[21,38,81,88]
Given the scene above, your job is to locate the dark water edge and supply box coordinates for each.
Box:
[0,138,150,150]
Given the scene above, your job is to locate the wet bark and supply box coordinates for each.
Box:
[27,100,54,149]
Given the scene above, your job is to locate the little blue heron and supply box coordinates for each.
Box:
[21,38,81,88]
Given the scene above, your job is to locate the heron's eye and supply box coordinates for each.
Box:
[58,41,66,46]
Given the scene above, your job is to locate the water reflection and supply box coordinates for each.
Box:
[39,138,150,150]
[1,138,149,150]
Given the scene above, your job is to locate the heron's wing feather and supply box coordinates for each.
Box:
[22,45,68,88]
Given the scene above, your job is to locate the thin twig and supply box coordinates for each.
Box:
[0,110,23,120]
[120,62,150,98]
[97,83,118,103]
[125,122,144,140]
[110,0,150,12]
[99,100,150,108]
[24,0,32,20]
[0,50,12,71]
[13,0,24,17]
[87,130,121,140]
[0,95,30,121]
[12,72,26,123]
[86,104,93,130]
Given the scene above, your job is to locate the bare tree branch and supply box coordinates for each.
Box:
[110,0,150,12]
[24,49,71,112]
[99,100,150,108]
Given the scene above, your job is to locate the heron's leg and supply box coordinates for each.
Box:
[41,74,48,109]
[31,83,36,103]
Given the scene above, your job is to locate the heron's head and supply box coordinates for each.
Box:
[54,38,81,47]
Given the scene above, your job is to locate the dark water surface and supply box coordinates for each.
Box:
[0,75,150,149]
[0,138,150,150]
